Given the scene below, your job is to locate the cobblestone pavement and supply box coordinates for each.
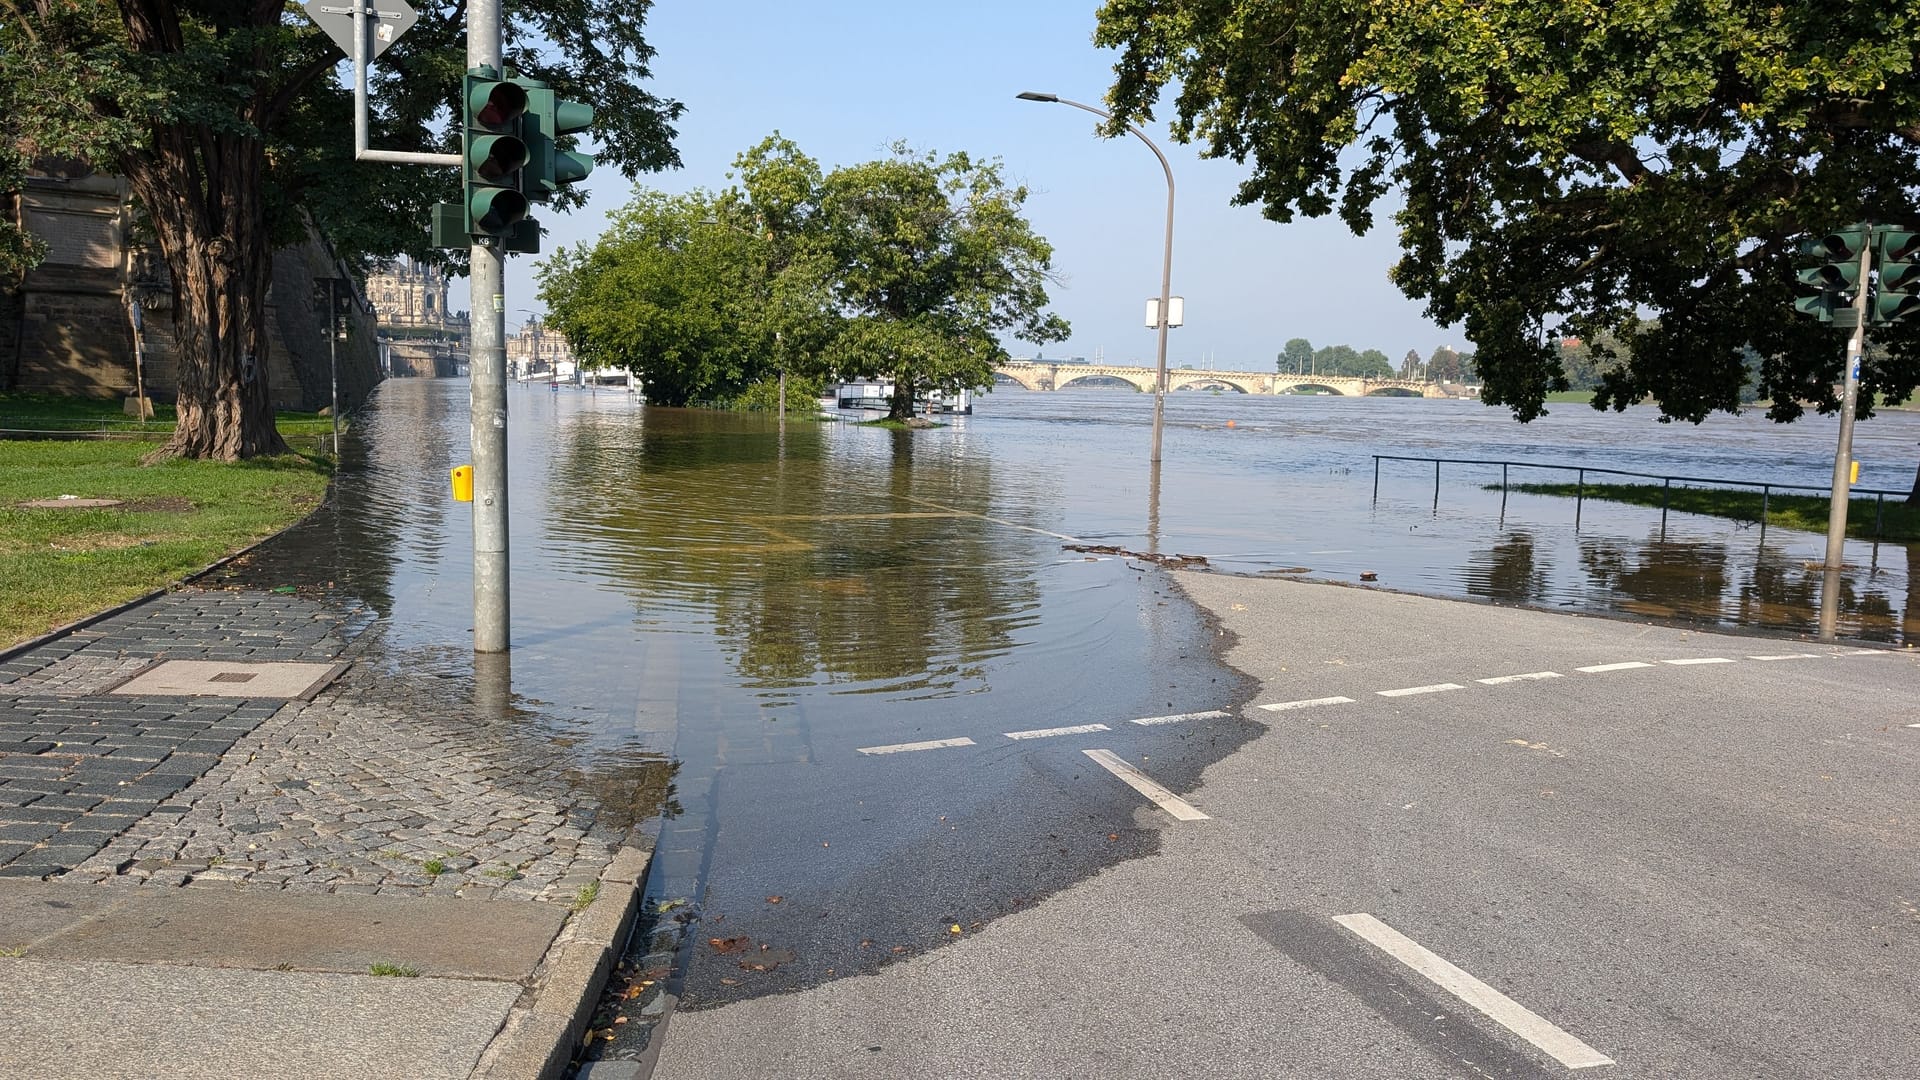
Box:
[1,588,644,900]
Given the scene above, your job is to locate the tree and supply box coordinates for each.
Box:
[1278,337,1313,375]
[1401,348,1424,380]
[1428,346,1466,384]
[1311,344,1358,376]
[819,145,1068,420]
[1356,348,1394,378]
[0,1,679,459]
[539,192,765,406]
[1094,1,1920,433]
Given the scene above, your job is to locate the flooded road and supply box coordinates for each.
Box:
[223,378,1916,1061]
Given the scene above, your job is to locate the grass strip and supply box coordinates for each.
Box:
[0,440,331,648]
[0,392,336,438]
[1494,481,1920,543]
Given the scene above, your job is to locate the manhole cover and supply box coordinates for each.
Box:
[109,660,346,699]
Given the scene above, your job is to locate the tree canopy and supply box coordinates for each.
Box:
[540,136,1070,418]
[1,0,680,457]
[1095,0,1920,425]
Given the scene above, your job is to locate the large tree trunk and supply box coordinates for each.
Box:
[119,0,290,461]
[888,378,916,422]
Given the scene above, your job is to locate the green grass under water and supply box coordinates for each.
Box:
[1497,481,1920,543]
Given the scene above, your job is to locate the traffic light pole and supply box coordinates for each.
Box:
[1817,242,1873,640]
[468,0,511,653]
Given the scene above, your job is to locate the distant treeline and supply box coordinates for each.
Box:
[1276,338,1475,382]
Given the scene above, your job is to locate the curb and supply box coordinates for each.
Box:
[477,844,653,1080]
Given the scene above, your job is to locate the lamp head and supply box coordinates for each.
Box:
[1016,91,1059,103]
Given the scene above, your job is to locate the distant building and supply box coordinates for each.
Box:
[367,257,466,377]
[506,316,577,380]
[367,257,467,334]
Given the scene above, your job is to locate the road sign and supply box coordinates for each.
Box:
[303,0,418,61]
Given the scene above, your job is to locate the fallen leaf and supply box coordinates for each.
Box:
[720,977,739,985]
[708,936,752,955]
[860,939,874,948]
[949,924,962,934]
[1107,833,1118,841]
[891,945,908,954]
[766,895,783,904]
[613,1016,629,1026]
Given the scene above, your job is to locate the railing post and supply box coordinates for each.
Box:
[1372,456,1380,506]
[1876,492,1885,537]
[1661,477,1670,539]
[1433,458,1441,512]
[1575,468,1584,531]
[1760,485,1770,543]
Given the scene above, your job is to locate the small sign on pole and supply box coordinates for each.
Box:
[1144,296,1185,329]
[304,0,418,60]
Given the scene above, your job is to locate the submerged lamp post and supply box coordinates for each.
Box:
[1017,91,1177,464]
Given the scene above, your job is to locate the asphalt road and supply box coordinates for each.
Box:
[646,571,1920,1079]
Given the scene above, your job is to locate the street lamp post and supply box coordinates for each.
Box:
[1018,91,1177,464]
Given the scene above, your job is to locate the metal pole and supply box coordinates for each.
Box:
[1819,241,1873,640]
[1372,456,1380,505]
[352,3,461,167]
[469,0,510,653]
[327,280,340,456]
[1018,93,1174,465]
[1433,459,1440,511]
[1575,468,1585,531]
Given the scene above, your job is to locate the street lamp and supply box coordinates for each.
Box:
[1017,90,1177,464]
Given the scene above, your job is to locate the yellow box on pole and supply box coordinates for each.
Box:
[1850,460,1860,485]
[451,464,474,502]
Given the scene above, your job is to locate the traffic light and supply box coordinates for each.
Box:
[517,80,596,203]
[462,68,531,242]
[1793,227,1871,323]
[1873,228,1920,324]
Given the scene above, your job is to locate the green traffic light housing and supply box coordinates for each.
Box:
[1873,228,1920,324]
[460,68,534,245]
[516,80,597,203]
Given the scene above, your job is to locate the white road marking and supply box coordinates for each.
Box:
[1132,709,1232,726]
[1081,749,1210,821]
[1476,671,1563,685]
[1377,683,1465,698]
[1005,723,1110,740]
[1749,653,1820,661]
[1842,648,1886,656]
[1663,657,1735,666]
[1908,723,1920,729]
[856,737,975,756]
[1576,661,1653,673]
[1332,913,1614,1070]
[1257,696,1355,713]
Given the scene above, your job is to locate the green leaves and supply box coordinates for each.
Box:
[542,136,1068,416]
[1096,0,1920,424]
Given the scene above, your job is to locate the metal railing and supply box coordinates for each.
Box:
[1372,454,1910,538]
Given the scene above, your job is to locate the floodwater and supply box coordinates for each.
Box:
[241,377,1920,741]
[222,377,1917,1026]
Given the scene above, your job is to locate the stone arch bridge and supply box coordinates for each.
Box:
[993,360,1445,398]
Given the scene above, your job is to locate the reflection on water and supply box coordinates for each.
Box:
[234,380,1918,783]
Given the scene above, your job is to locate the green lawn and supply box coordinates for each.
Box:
[0,440,331,648]
[1498,481,1920,542]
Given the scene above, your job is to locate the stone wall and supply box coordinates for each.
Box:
[3,165,384,414]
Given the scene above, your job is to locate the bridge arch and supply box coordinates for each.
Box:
[1363,386,1424,397]
[994,368,1048,391]
[1170,374,1259,394]
[1057,371,1154,392]
[1278,382,1350,396]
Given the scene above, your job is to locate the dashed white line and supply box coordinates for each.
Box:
[856,737,976,756]
[1257,696,1356,713]
[1576,661,1653,673]
[1332,913,1614,1070]
[1749,653,1820,661]
[1131,709,1232,726]
[1005,723,1110,740]
[1841,648,1886,656]
[1377,683,1465,698]
[1476,671,1563,686]
[1663,657,1735,666]
[1081,749,1210,821]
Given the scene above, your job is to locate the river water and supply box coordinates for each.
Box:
[216,377,1915,1021]
[259,378,1918,721]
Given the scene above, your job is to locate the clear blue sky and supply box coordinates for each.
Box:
[499,1,1457,373]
